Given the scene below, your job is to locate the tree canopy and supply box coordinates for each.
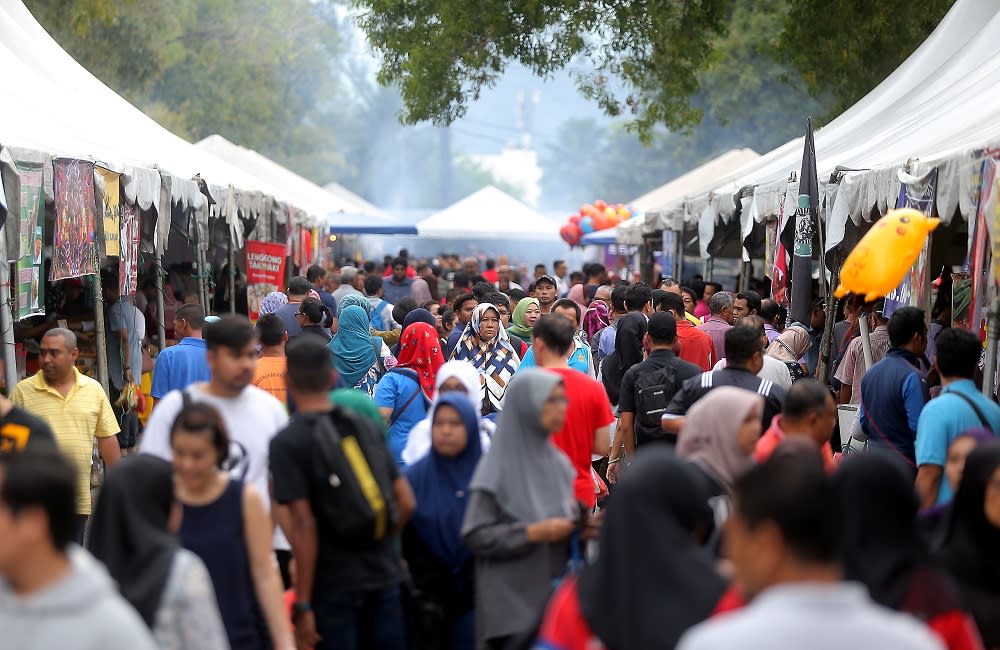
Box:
[355,0,955,140]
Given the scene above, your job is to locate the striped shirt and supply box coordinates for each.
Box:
[10,369,119,514]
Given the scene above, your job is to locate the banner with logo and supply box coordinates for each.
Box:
[245,240,287,321]
[95,167,121,258]
[14,160,44,320]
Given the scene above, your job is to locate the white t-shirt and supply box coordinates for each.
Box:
[140,384,290,550]
[713,355,793,390]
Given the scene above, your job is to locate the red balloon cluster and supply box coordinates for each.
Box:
[560,199,635,246]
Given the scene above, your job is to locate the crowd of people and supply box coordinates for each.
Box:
[0,249,998,650]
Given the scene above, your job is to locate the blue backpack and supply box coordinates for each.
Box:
[370,299,389,331]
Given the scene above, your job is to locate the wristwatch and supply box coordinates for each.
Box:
[291,601,311,621]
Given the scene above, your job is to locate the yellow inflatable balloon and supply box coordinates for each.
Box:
[834,208,940,302]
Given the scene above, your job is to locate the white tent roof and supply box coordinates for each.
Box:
[613,148,760,245]
[195,135,392,223]
[0,0,293,217]
[417,186,560,240]
[685,0,1000,253]
[323,182,385,218]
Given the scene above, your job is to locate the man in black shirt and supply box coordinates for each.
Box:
[0,393,55,456]
[662,325,786,435]
[269,337,415,650]
[609,312,700,483]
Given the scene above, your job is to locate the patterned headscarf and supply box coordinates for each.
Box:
[339,293,371,314]
[259,291,288,315]
[582,301,611,341]
[396,322,445,398]
[451,303,520,413]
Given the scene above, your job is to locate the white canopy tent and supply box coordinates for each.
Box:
[416,186,560,240]
[608,148,761,246]
[195,135,391,222]
[669,0,1000,256]
[0,0,316,238]
[612,0,1000,258]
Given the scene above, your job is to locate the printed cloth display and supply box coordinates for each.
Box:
[51,158,100,281]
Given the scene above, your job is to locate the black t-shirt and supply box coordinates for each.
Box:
[269,410,403,594]
[666,366,786,429]
[619,349,701,414]
[0,404,57,456]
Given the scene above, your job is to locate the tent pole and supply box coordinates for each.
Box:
[228,231,236,315]
[983,293,1000,398]
[0,227,17,393]
[92,274,110,396]
[858,306,875,371]
[154,253,167,350]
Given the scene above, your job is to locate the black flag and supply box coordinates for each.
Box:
[781,117,819,326]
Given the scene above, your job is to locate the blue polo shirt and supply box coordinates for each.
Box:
[916,379,1000,505]
[859,348,928,464]
[518,341,594,376]
[151,337,211,399]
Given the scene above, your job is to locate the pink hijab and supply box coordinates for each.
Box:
[678,387,762,491]
[567,284,588,310]
[766,325,811,362]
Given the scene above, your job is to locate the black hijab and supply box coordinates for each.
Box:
[834,451,960,619]
[940,441,1000,645]
[614,312,647,370]
[578,446,725,650]
[87,455,178,628]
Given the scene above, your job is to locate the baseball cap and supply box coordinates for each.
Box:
[535,274,558,288]
[647,311,677,342]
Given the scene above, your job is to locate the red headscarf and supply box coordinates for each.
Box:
[396,322,445,397]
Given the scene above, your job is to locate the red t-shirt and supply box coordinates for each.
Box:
[754,415,837,473]
[675,319,717,371]
[547,367,615,508]
[482,269,499,283]
[537,579,606,650]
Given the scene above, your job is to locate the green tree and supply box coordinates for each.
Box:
[779,0,955,119]
[354,0,953,140]
[26,0,350,183]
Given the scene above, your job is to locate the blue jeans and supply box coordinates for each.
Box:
[314,584,406,650]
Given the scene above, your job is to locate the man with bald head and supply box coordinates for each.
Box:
[11,328,120,543]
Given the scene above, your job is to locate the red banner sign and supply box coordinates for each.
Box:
[245,240,287,321]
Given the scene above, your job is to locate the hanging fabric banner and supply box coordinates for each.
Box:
[95,167,121,258]
[884,168,938,318]
[51,158,100,280]
[245,240,287,321]
[771,190,790,307]
[14,160,44,321]
[119,200,141,297]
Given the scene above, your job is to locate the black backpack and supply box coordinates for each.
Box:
[633,363,684,445]
[600,350,625,405]
[309,405,398,549]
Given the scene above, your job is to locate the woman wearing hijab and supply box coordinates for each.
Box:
[461,370,578,649]
[402,360,496,465]
[392,308,440,356]
[922,428,996,533]
[411,277,433,304]
[294,297,333,342]
[538,447,726,650]
[939,441,1000,647]
[581,301,611,346]
[87,455,229,649]
[507,297,541,342]
[678,387,763,548]
[834,452,983,650]
[567,284,590,311]
[329,304,393,396]
[403,393,483,650]
[375,322,443,464]
[450,303,521,417]
[766,325,812,383]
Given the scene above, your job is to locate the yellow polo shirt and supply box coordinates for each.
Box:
[10,368,120,515]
